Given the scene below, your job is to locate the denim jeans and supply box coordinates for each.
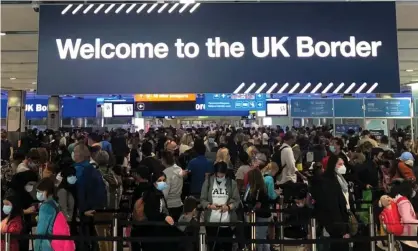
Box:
[256,217,270,251]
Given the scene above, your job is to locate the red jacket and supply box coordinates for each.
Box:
[1,216,23,251]
[393,162,416,182]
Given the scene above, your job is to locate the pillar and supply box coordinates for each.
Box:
[47,96,61,131]
[6,90,26,146]
[411,86,418,138]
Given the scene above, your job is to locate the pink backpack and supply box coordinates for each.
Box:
[49,202,75,251]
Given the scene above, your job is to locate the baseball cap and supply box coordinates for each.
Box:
[399,152,415,162]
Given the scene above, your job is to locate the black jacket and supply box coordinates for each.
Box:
[143,187,169,221]
[315,174,350,237]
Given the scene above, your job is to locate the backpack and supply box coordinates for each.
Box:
[271,145,290,175]
[49,202,75,251]
[132,192,147,222]
[379,199,404,236]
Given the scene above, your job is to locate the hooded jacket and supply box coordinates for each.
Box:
[163,164,184,208]
[200,175,240,223]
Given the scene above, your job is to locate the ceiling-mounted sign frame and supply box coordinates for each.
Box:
[38,2,399,95]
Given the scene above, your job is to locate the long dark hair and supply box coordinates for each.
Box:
[37,178,58,201]
[3,191,23,223]
[247,169,266,198]
[323,154,340,178]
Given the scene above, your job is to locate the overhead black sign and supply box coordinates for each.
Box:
[38,2,399,94]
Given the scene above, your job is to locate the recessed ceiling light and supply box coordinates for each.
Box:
[406,69,414,72]
[0,32,6,36]
[9,77,16,80]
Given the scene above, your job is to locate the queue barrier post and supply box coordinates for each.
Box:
[388,233,395,251]
[369,206,375,251]
[199,232,206,251]
[279,196,285,251]
[250,210,256,251]
[310,218,316,251]
[112,216,118,251]
[4,233,11,251]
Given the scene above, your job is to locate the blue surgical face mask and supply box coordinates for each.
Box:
[208,138,215,144]
[156,181,168,191]
[36,191,46,201]
[67,176,77,185]
[329,145,336,153]
[2,205,12,215]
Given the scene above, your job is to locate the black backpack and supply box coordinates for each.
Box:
[271,145,290,175]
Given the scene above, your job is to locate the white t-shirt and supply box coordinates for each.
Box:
[209,180,230,223]
[277,143,297,185]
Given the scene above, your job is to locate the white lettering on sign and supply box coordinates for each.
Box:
[25,104,48,112]
[296,36,382,58]
[56,36,383,59]
[195,104,206,110]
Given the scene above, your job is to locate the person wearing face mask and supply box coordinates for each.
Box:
[34,178,59,251]
[1,190,23,251]
[54,145,72,173]
[141,172,175,251]
[200,161,240,251]
[392,151,416,182]
[57,166,76,223]
[16,148,40,173]
[161,151,185,221]
[329,137,350,166]
[315,154,352,251]
[7,170,38,251]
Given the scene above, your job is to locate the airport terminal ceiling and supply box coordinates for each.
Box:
[1,1,418,94]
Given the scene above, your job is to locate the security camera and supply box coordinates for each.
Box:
[32,1,40,13]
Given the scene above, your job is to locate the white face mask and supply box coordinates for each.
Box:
[25,184,34,192]
[336,165,347,175]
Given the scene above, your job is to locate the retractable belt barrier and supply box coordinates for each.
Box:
[5,198,397,251]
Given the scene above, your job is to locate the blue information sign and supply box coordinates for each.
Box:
[334,99,364,117]
[415,99,418,117]
[365,98,411,117]
[290,99,333,117]
[204,93,265,111]
[335,124,360,135]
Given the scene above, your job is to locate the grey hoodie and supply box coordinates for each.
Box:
[200,176,240,223]
[163,164,184,208]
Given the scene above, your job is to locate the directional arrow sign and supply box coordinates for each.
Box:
[137,103,145,111]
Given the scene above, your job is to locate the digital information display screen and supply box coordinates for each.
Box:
[113,103,134,117]
[103,103,113,118]
[266,102,288,116]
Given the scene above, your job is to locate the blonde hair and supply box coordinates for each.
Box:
[215,147,230,164]
[261,161,279,175]
[181,134,194,146]
[246,146,259,159]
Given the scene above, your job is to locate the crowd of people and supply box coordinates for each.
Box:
[1,125,418,251]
